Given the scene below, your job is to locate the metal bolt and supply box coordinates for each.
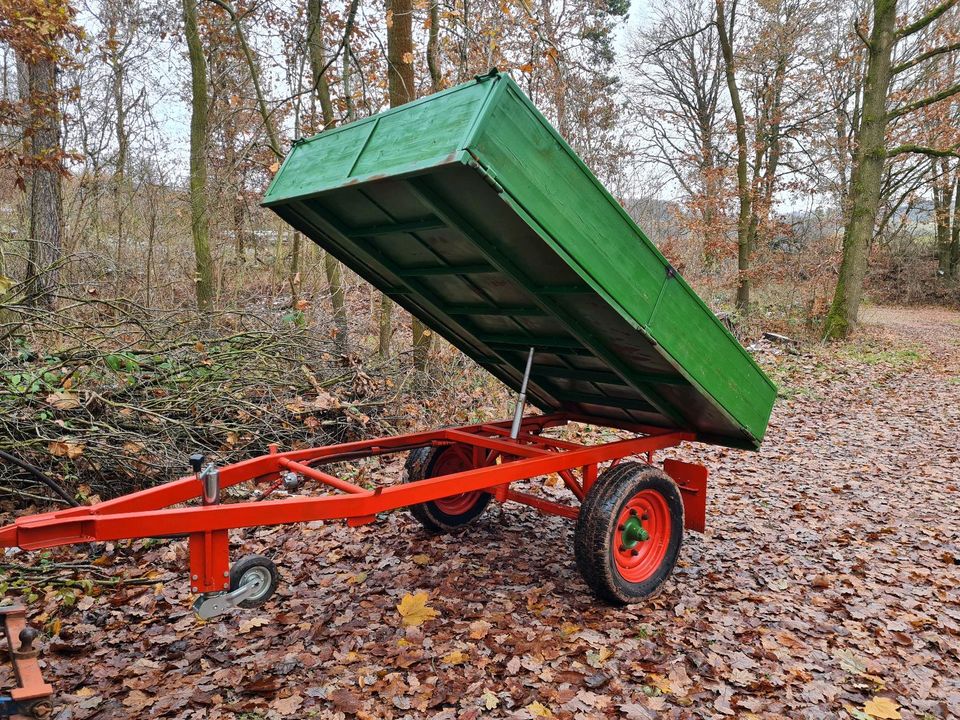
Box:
[223,583,229,589]
[631,549,639,556]
[192,574,198,581]
[223,571,229,577]
[629,508,638,516]
[192,586,198,593]
[642,513,649,521]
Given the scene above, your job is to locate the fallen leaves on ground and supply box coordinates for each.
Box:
[1,306,959,719]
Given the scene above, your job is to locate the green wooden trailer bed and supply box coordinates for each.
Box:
[262,70,776,450]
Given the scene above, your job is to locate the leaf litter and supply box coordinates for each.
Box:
[1,306,958,719]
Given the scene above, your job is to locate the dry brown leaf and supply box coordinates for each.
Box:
[526,700,553,718]
[49,440,84,459]
[586,647,613,668]
[469,619,491,639]
[272,694,304,714]
[441,650,469,665]
[863,697,901,719]
[122,441,144,454]
[396,592,439,627]
[122,690,152,710]
[329,688,360,714]
[46,391,80,409]
[647,673,673,694]
[239,616,269,634]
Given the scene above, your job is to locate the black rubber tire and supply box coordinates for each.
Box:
[404,446,491,533]
[228,554,279,609]
[574,462,684,605]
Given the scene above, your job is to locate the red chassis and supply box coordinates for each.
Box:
[0,412,707,615]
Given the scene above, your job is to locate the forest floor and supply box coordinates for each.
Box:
[3,304,960,720]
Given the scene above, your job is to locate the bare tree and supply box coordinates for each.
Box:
[625,0,726,268]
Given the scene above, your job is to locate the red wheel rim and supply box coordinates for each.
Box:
[431,446,482,516]
[612,489,671,583]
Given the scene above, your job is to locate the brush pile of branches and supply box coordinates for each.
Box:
[0,296,408,510]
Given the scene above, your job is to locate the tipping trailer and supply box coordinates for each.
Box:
[0,70,775,713]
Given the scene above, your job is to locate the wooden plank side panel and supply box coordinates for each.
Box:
[468,83,667,318]
[264,80,492,205]
[468,77,775,445]
[651,281,776,441]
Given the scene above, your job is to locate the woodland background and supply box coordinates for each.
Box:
[0,0,958,499]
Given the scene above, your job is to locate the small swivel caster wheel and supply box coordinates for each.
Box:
[24,699,54,719]
[229,555,279,609]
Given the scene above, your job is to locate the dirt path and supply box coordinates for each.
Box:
[9,306,960,720]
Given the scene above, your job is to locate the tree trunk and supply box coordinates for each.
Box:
[290,231,302,302]
[426,0,441,90]
[217,0,281,159]
[343,45,355,122]
[306,0,351,351]
[933,159,952,276]
[386,0,414,110]
[823,0,897,340]
[23,56,63,309]
[183,0,215,314]
[224,112,245,261]
[715,0,753,313]
[306,0,336,128]
[950,165,960,278]
[145,185,157,307]
[386,0,430,368]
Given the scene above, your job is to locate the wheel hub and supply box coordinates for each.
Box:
[612,489,672,583]
[619,515,649,549]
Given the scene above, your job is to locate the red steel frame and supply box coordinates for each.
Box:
[0,413,707,594]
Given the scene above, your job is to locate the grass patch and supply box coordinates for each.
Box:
[841,346,923,367]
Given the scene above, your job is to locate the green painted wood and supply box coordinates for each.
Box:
[263,71,776,449]
[346,218,445,237]
[395,263,496,277]
[446,304,546,317]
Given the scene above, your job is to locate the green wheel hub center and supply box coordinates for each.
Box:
[620,516,649,548]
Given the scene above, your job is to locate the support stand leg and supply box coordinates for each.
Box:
[188,530,230,594]
[0,605,53,719]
